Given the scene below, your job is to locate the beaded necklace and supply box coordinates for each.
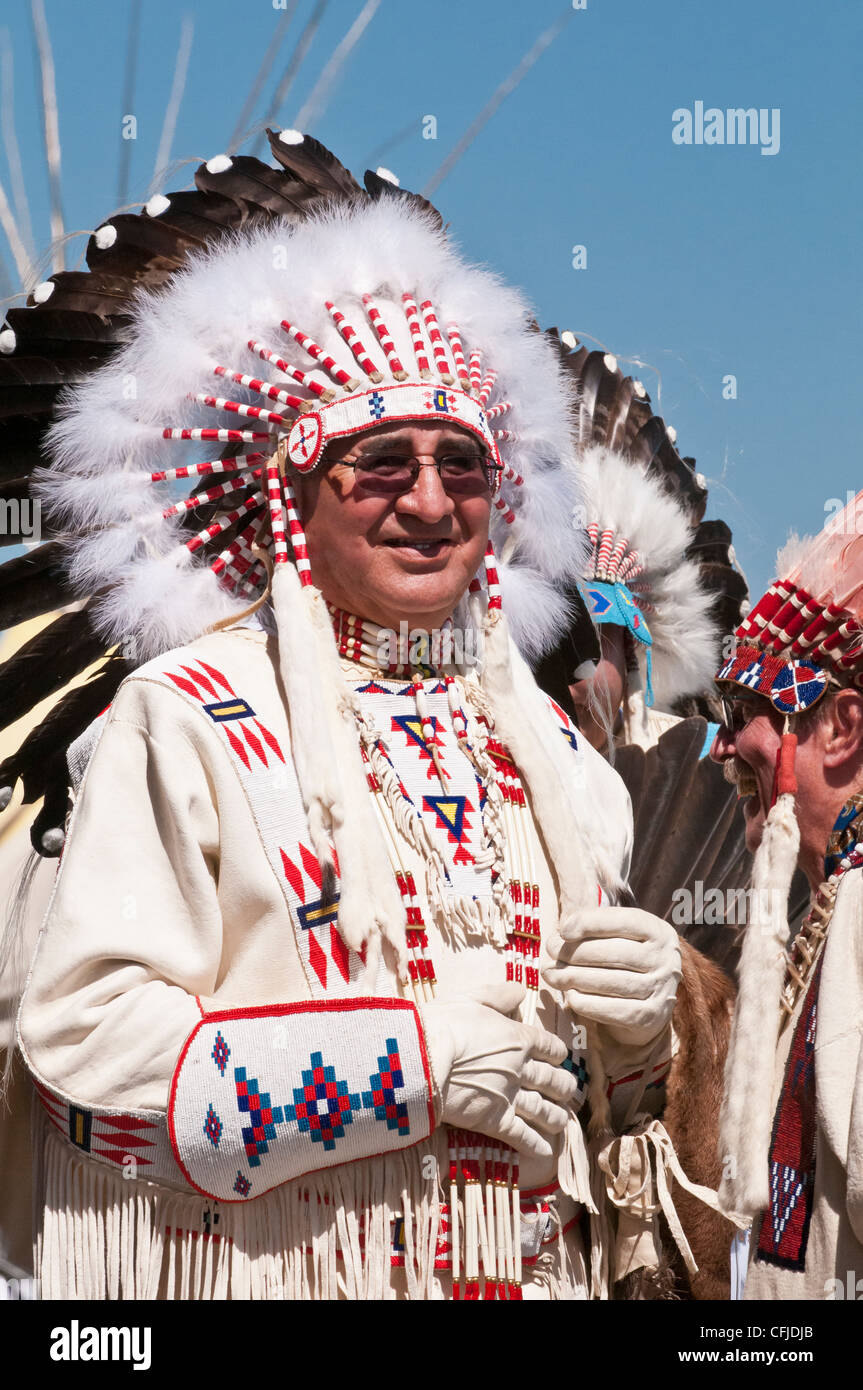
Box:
[330,603,549,1298]
[781,795,863,1018]
[329,603,542,1021]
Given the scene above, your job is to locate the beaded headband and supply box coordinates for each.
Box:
[716,578,862,714]
[285,383,502,474]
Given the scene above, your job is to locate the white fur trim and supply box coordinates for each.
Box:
[718,790,800,1217]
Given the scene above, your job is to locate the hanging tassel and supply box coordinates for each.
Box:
[558,1113,598,1211]
[643,646,655,708]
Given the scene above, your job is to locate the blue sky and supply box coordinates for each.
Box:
[2,0,861,607]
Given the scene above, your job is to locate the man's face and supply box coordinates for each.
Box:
[710,694,784,853]
[569,626,627,751]
[293,420,493,631]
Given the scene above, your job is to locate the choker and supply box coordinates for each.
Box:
[328,603,461,678]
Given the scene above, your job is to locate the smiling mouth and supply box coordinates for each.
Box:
[381,538,454,551]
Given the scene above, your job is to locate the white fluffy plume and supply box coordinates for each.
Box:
[577,445,720,705]
[776,487,863,616]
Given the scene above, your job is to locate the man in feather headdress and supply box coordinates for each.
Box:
[531,341,752,1297]
[2,134,690,1300]
[712,491,863,1298]
[534,342,747,754]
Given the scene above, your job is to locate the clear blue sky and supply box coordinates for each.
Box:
[2,0,861,608]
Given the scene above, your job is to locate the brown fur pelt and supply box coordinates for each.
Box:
[614,939,736,1301]
[661,938,737,1299]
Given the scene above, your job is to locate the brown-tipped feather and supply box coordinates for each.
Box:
[0,544,75,627]
[613,716,750,975]
[85,211,209,280]
[267,129,361,199]
[194,154,321,219]
[30,777,71,856]
[0,607,105,730]
[137,199,240,249]
[0,660,127,803]
[6,306,128,352]
[363,170,444,231]
[25,272,136,319]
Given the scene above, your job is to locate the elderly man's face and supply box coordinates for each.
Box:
[710,695,784,854]
[293,420,493,631]
[711,685,863,887]
[710,692,845,863]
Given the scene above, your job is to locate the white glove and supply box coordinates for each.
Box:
[542,907,682,1049]
[420,982,577,1160]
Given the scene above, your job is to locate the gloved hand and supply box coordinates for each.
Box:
[542,907,682,1049]
[419,982,577,1160]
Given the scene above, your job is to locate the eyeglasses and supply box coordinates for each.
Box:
[715,693,762,734]
[335,452,502,497]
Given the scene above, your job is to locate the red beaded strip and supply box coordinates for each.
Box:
[401,293,432,377]
[419,298,455,383]
[446,321,470,389]
[325,300,383,381]
[279,319,360,390]
[447,1129,521,1299]
[184,491,265,552]
[212,364,307,410]
[482,725,541,997]
[478,370,497,407]
[246,339,335,400]
[266,463,289,565]
[162,427,271,443]
[362,293,408,379]
[282,478,311,583]
[484,541,502,611]
[162,469,263,519]
[151,452,265,483]
[468,350,483,396]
